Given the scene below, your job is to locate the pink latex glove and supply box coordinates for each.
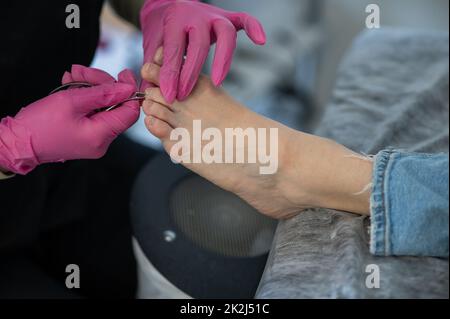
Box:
[0,66,140,175]
[140,0,266,102]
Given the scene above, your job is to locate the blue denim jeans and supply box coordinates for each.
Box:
[370,150,449,257]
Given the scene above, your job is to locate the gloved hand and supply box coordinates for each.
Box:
[140,0,266,103]
[0,66,140,175]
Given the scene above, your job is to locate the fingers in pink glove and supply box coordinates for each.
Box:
[91,99,140,136]
[227,12,266,45]
[70,71,140,135]
[141,37,163,92]
[62,71,74,84]
[160,28,188,103]
[108,68,140,132]
[211,19,237,87]
[177,27,211,100]
[70,82,135,114]
[64,65,139,91]
[118,69,138,87]
[140,1,267,102]
[116,69,141,124]
[62,65,116,85]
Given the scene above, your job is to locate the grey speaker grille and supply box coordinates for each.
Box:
[169,176,277,258]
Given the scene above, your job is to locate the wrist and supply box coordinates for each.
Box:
[0,117,39,175]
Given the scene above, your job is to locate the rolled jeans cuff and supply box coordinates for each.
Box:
[370,149,394,256]
[370,149,449,257]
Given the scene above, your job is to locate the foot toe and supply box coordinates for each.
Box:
[144,100,177,127]
[145,115,172,140]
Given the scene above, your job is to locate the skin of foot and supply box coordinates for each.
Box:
[140,50,373,219]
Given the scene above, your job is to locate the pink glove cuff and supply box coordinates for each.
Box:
[0,117,39,175]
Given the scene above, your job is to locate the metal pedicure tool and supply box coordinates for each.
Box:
[49,82,94,94]
[104,91,147,112]
[49,82,147,112]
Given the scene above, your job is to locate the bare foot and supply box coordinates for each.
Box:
[141,61,373,219]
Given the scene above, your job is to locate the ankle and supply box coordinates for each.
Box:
[273,130,316,211]
[276,131,373,215]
